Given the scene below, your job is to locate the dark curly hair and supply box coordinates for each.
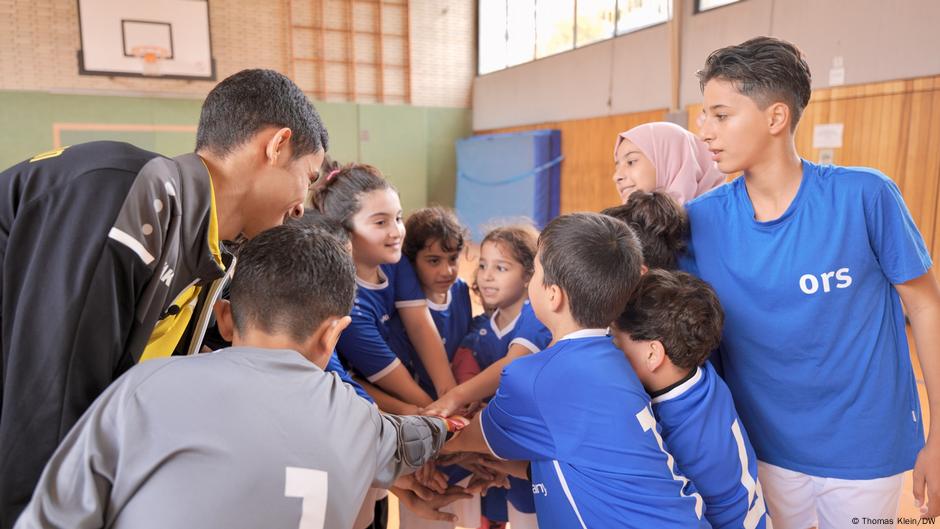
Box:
[402,207,469,262]
[601,191,688,270]
[614,269,724,370]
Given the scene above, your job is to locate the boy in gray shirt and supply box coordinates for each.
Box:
[15,224,456,529]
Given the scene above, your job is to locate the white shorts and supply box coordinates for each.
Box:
[398,476,482,529]
[758,461,904,529]
[507,502,539,529]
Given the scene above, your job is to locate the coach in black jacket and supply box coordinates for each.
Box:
[0,69,329,527]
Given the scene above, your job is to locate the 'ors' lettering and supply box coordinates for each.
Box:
[799,267,852,294]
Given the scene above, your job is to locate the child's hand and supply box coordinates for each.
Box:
[474,456,530,480]
[467,470,509,495]
[415,461,448,494]
[392,485,473,523]
[424,389,464,417]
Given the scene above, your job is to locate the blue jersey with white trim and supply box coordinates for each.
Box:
[459,301,550,513]
[653,362,766,529]
[683,161,929,478]
[336,260,426,382]
[324,351,374,403]
[386,279,473,397]
[459,301,551,371]
[481,332,710,529]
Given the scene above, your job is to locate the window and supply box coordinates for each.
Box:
[616,0,670,35]
[575,0,616,48]
[478,0,507,74]
[695,0,743,12]
[478,0,671,75]
[535,0,574,59]
[506,0,536,67]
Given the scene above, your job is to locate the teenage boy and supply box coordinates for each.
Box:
[687,36,940,526]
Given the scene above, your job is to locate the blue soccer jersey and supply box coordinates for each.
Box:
[460,301,552,370]
[481,330,709,529]
[458,301,551,514]
[683,161,930,479]
[336,259,426,382]
[324,351,374,403]
[386,279,473,397]
[653,362,766,529]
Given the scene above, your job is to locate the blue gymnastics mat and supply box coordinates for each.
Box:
[455,129,562,241]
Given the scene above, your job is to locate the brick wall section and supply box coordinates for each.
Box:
[0,0,474,108]
[409,0,475,108]
[0,0,289,95]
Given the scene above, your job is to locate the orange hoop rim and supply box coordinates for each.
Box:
[130,45,171,63]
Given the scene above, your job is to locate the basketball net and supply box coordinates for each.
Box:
[130,46,170,77]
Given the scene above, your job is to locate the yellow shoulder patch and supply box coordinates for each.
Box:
[30,146,69,162]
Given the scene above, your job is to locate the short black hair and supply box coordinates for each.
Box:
[614,270,723,370]
[601,191,688,270]
[538,213,643,328]
[403,207,469,262]
[229,223,355,342]
[290,209,349,247]
[196,69,329,159]
[697,36,812,131]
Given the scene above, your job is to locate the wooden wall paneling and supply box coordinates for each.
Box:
[477,109,669,214]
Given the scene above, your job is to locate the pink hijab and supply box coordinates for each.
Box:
[614,121,726,204]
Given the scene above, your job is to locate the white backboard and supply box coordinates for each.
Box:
[77,0,215,79]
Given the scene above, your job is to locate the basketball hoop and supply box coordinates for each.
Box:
[130,45,170,77]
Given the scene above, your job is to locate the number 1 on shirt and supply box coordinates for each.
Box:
[635,405,705,519]
[285,467,328,529]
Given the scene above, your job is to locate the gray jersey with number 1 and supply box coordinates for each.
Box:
[14,347,447,529]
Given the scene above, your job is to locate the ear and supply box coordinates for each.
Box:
[766,102,791,136]
[322,315,352,352]
[640,264,649,275]
[265,127,293,167]
[547,284,565,314]
[303,315,352,368]
[646,340,667,372]
[213,299,235,343]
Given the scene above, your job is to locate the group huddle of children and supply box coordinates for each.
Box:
[13,36,940,529]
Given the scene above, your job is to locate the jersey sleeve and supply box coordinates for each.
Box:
[325,351,375,403]
[390,260,427,308]
[508,305,552,353]
[0,168,160,524]
[479,360,556,461]
[12,367,145,529]
[336,304,403,383]
[865,176,932,284]
[371,414,448,488]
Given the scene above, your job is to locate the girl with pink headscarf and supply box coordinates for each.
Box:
[612,121,727,205]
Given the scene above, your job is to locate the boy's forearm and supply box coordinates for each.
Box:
[399,306,458,396]
[373,414,448,487]
[452,344,533,404]
[375,364,434,407]
[358,378,422,414]
[899,273,940,438]
[443,413,493,455]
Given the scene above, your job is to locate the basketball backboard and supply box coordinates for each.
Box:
[77,0,215,80]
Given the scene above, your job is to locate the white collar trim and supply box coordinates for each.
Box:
[557,328,608,342]
[651,367,704,404]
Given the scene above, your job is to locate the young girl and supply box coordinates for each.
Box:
[435,225,551,529]
[612,121,726,205]
[313,164,457,412]
[387,207,473,398]
[387,207,482,528]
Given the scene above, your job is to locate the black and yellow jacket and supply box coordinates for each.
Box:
[0,141,226,526]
